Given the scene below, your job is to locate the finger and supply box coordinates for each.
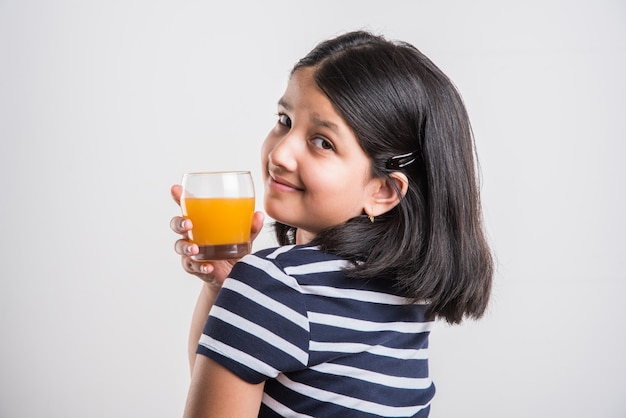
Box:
[181,256,214,276]
[170,216,192,234]
[171,184,182,206]
[250,211,265,241]
[174,238,198,256]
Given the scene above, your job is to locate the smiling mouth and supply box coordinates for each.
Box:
[270,174,304,191]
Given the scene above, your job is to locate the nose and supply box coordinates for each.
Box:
[266,131,300,172]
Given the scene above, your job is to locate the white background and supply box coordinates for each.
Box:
[1,1,625,417]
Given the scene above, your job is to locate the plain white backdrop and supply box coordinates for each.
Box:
[1,1,624,417]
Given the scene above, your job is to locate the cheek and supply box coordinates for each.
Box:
[308,170,354,202]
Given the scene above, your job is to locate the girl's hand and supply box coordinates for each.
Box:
[170,184,265,286]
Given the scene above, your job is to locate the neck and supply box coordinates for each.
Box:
[295,229,316,245]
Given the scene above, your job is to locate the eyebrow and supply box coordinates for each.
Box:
[278,98,340,133]
[277,98,291,110]
[312,115,339,133]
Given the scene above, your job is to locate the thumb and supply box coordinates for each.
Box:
[250,211,265,241]
[171,184,182,206]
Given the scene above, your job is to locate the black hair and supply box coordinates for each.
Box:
[274,31,493,324]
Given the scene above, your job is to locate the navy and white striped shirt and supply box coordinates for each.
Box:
[197,245,435,417]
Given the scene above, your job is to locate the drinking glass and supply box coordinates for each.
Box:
[181,171,255,260]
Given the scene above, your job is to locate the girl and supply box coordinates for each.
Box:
[171,31,493,417]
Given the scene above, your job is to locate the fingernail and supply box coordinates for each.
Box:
[200,265,208,274]
[180,219,187,230]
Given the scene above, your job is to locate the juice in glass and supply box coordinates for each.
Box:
[182,197,255,259]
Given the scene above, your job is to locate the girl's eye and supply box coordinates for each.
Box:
[311,137,334,150]
[277,113,291,128]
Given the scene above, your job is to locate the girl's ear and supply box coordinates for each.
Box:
[365,172,409,217]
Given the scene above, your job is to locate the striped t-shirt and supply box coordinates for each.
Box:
[197,244,435,417]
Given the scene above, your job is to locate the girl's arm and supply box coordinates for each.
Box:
[184,355,265,418]
[185,258,245,372]
[188,283,219,371]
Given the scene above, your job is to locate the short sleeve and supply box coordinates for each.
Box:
[196,251,311,384]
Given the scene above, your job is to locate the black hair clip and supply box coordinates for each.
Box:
[385,151,418,169]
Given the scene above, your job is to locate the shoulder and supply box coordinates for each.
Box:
[221,245,340,307]
[224,245,350,304]
[241,244,349,273]
[252,244,345,264]
[200,246,319,382]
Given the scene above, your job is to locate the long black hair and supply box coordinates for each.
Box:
[274,31,493,324]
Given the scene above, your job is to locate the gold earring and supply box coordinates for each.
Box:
[368,214,375,223]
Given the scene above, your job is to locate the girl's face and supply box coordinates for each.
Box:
[261,67,379,244]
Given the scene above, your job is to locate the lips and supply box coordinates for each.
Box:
[269,174,304,192]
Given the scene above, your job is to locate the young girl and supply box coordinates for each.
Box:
[171,31,493,417]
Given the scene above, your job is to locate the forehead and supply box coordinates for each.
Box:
[281,68,329,108]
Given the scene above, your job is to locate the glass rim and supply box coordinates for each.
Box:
[182,170,252,177]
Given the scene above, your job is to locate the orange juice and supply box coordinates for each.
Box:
[181,197,255,259]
